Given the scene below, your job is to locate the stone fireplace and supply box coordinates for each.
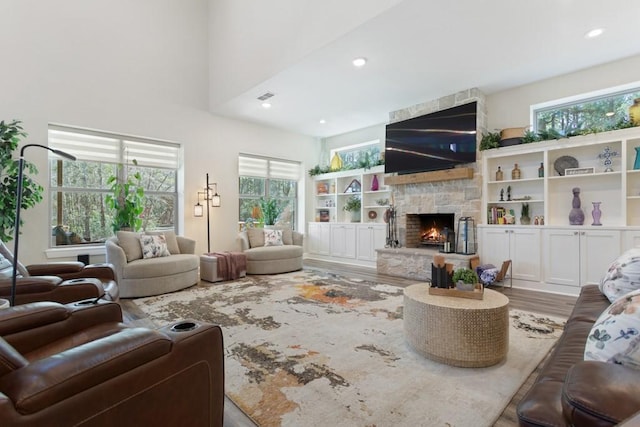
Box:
[405,213,455,249]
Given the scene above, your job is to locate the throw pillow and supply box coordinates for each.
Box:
[139,235,171,259]
[585,288,640,369]
[117,231,143,262]
[600,248,640,303]
[0,240,28,277]
[278,228,293,245]
[264,229,284,247]
[0,253,15,279]
[247,228,265,248]
[145,230,180,254]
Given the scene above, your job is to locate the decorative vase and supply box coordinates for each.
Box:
[569,187,585,225]
[456,281,475,291]
[371,174,379,191]
[512,163,521,180]
[634,147,640,170]
[592,202,602,226]
[351,210,361,222]
[495,166,503,181]
[538,162,544,178]
[630,98,640,126]
[330,152,343,171]
[520,216,531,225]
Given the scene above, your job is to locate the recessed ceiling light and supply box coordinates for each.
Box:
[352,57,367,68]
[605,111,615,117]
[319,119,326,124]
[261,102,272,109]
[585,28,604,39]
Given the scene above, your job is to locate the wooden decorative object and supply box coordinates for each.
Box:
[385,167,474,185]
[428,285,484,300]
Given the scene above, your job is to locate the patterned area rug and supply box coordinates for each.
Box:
[134,269,565,427]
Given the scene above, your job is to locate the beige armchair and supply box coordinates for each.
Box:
[237,228,303,274]
[105,230,198,298]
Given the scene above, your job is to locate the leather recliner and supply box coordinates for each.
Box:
[0,300,224,426]
[0,240,119,304]
[0,261,119,305]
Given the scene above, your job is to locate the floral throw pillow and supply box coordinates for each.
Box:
[584,288,640,370]
[599,248,640,303]
[139,234,171,259]
[264,229,283,247]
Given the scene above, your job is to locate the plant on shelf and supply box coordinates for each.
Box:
[520,202,531,225]
[0,120,44,242]
[479,131,501,151]
[105,159,145,233]
[342,195,361,222]
[452,267,479,291]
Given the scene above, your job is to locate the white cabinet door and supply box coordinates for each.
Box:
[543,229,581,287]
[544,228,620,287]
[356,224,386,261]
[580,230,620,286]
[479,227,540,282]
[330,224,356,258]
[479,228,512,268]
[510,228,541,281]
[623,230,640,251]
[308,223,331,255]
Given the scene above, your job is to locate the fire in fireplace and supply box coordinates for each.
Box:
[405,213,455,249]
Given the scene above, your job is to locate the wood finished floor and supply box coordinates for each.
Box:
[119,259,577,427]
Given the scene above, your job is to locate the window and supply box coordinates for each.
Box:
[534,85,640,136]
[238,154,300,229]
[329,140,381,169]
[48,125,180,246]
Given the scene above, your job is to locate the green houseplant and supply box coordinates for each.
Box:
[259,197,281,226]
[452,267,479,291]
[0,120,44,242]
[342,195,361,222]
[105,160,145,232]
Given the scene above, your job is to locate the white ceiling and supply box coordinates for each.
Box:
[209,0,640,139]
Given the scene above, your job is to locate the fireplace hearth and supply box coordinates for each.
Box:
[405,213,455,249]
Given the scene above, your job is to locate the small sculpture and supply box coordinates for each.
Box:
[598,146,619,172]
[500,188,504,201]
[507,185,512,201]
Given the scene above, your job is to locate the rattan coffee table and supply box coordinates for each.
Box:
[403,284,509,367]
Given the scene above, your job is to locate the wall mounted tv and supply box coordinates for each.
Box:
[385,101,477,175]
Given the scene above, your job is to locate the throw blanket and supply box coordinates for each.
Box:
[207,252,247,280]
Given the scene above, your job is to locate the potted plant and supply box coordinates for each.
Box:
[479,131,501,151]
[105,160,145,232]
[259,197,281,226]
[520,202,531,225]
[452,267,479,291]
[0,120,44,242]
[343,195,361,222]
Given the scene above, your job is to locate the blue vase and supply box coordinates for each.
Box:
[634,147,640,170]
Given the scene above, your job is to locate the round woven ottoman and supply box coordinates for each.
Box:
[403,284,509,367]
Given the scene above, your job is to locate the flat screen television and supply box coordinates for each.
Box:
[384,101,477,175]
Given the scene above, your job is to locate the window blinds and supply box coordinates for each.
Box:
[238,154,301,180]
[48,126,179,169]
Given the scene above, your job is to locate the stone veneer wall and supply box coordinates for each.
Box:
[387,88,487,248]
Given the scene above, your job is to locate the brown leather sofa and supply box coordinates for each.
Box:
[517,285,640,426]
[0,300,224,426]
[0,262,119,305]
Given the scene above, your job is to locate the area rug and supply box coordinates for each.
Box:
[133,269,565,427]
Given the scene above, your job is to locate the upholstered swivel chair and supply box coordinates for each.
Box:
[0,300,224,426]
[0,241,119,305]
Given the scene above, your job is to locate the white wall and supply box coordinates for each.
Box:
[0,0,317,264]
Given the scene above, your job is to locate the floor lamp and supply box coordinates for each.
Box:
[10,144,76,306]
[194,173,220,253]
